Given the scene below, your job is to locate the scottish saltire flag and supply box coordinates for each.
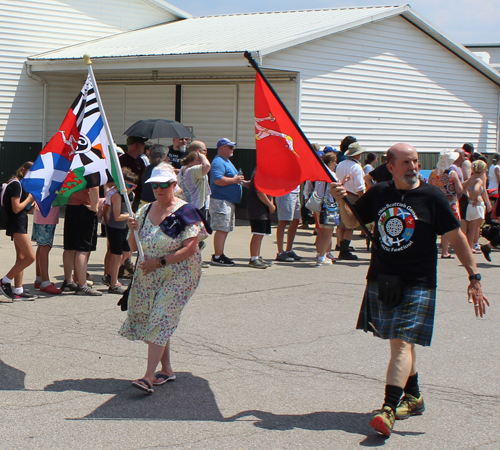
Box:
[22,75,112,216]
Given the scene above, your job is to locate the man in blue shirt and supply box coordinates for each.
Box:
[209,138,248,266]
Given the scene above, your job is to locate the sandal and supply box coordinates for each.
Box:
[153,372,176,386]
[131,378,154,394]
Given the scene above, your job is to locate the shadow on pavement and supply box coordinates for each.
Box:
[227,410,424,445]
[0,360,26,390]
[44,372,225,421]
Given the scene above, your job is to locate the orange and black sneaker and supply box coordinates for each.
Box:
[370,406,395,437]
[395,393,425,420]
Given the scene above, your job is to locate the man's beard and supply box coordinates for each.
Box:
[403,170,418,185]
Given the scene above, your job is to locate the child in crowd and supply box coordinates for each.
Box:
[32,205,62,294]
[103,168,137,294]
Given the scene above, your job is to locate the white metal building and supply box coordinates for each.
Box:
[0,0,188,178]
[2,2,500,176]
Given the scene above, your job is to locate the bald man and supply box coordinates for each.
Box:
[188,140,208,155]
[331,143,489,437]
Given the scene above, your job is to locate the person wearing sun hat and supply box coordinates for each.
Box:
[120,161,210,395]
[335,141,367,260]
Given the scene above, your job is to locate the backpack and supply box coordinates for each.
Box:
[0,179,20,230]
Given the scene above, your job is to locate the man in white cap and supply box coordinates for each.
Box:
[335,141,367,260]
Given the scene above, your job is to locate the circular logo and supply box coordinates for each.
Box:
[378,206,416,249]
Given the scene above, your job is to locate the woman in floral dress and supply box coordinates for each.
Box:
[120,162,209,394]
[428,149,463,258]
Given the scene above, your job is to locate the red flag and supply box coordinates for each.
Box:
[253,71,332,196]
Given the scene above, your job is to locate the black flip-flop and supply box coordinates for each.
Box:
[131,378,154,394]
[153,372,176,386]
[440,254,455,259]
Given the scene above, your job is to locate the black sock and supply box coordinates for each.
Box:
[404,373,420,398]
[383,385,404,410]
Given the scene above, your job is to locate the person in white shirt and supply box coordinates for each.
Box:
[334,142,367,260]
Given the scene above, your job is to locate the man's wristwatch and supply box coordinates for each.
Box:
[469,273,481,282]
[160,256,167,267]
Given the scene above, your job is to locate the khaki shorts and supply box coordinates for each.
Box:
[209,198,235,232]
[338,193,360,229]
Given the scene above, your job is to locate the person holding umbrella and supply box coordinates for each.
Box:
[120,136,148,211]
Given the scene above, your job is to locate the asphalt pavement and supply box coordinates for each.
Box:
[0,216,498,450]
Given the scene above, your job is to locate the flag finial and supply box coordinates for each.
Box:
[83,54,92,65]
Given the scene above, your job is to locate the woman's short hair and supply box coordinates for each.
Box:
[149,144,168,167]
[472,160,487,174]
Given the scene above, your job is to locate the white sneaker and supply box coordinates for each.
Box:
[326,252,336,261]
[315,257,333,266]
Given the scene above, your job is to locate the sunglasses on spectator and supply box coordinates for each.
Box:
[125,183,136,189]
[151,181,175,189]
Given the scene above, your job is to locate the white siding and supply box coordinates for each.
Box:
[264,16,500,154]
[236,80,299,148]
[0,0,179,142]
[181,85,237,148]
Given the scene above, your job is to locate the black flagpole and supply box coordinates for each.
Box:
[244,51,377,250]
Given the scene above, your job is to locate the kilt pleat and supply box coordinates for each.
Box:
[357,282,436,346]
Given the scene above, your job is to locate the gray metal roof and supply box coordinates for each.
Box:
[27,5,500,86]
[29,6,405,60]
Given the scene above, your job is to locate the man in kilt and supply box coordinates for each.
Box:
[331,143,489,437]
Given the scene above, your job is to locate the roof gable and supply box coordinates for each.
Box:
[27,5,500,86]
[29,6,405,60]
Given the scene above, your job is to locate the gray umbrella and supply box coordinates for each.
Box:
[124,119,195,140]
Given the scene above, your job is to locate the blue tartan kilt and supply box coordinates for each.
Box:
[356,282,436,347]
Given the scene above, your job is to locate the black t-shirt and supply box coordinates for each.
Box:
[167,145,187,169]
[4,179,29,235]
[368,163,392,182]
[246,169,270,220]
[354,180,460,287]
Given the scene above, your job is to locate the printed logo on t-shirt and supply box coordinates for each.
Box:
[377,202,418,251]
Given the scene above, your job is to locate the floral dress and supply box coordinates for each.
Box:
[119,200,208,346]
[428,169,460,219]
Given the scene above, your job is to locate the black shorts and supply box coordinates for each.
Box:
[250,219,271,235]
[106,226,130,255]
[64,205,97,252]
[459,195,468,220]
